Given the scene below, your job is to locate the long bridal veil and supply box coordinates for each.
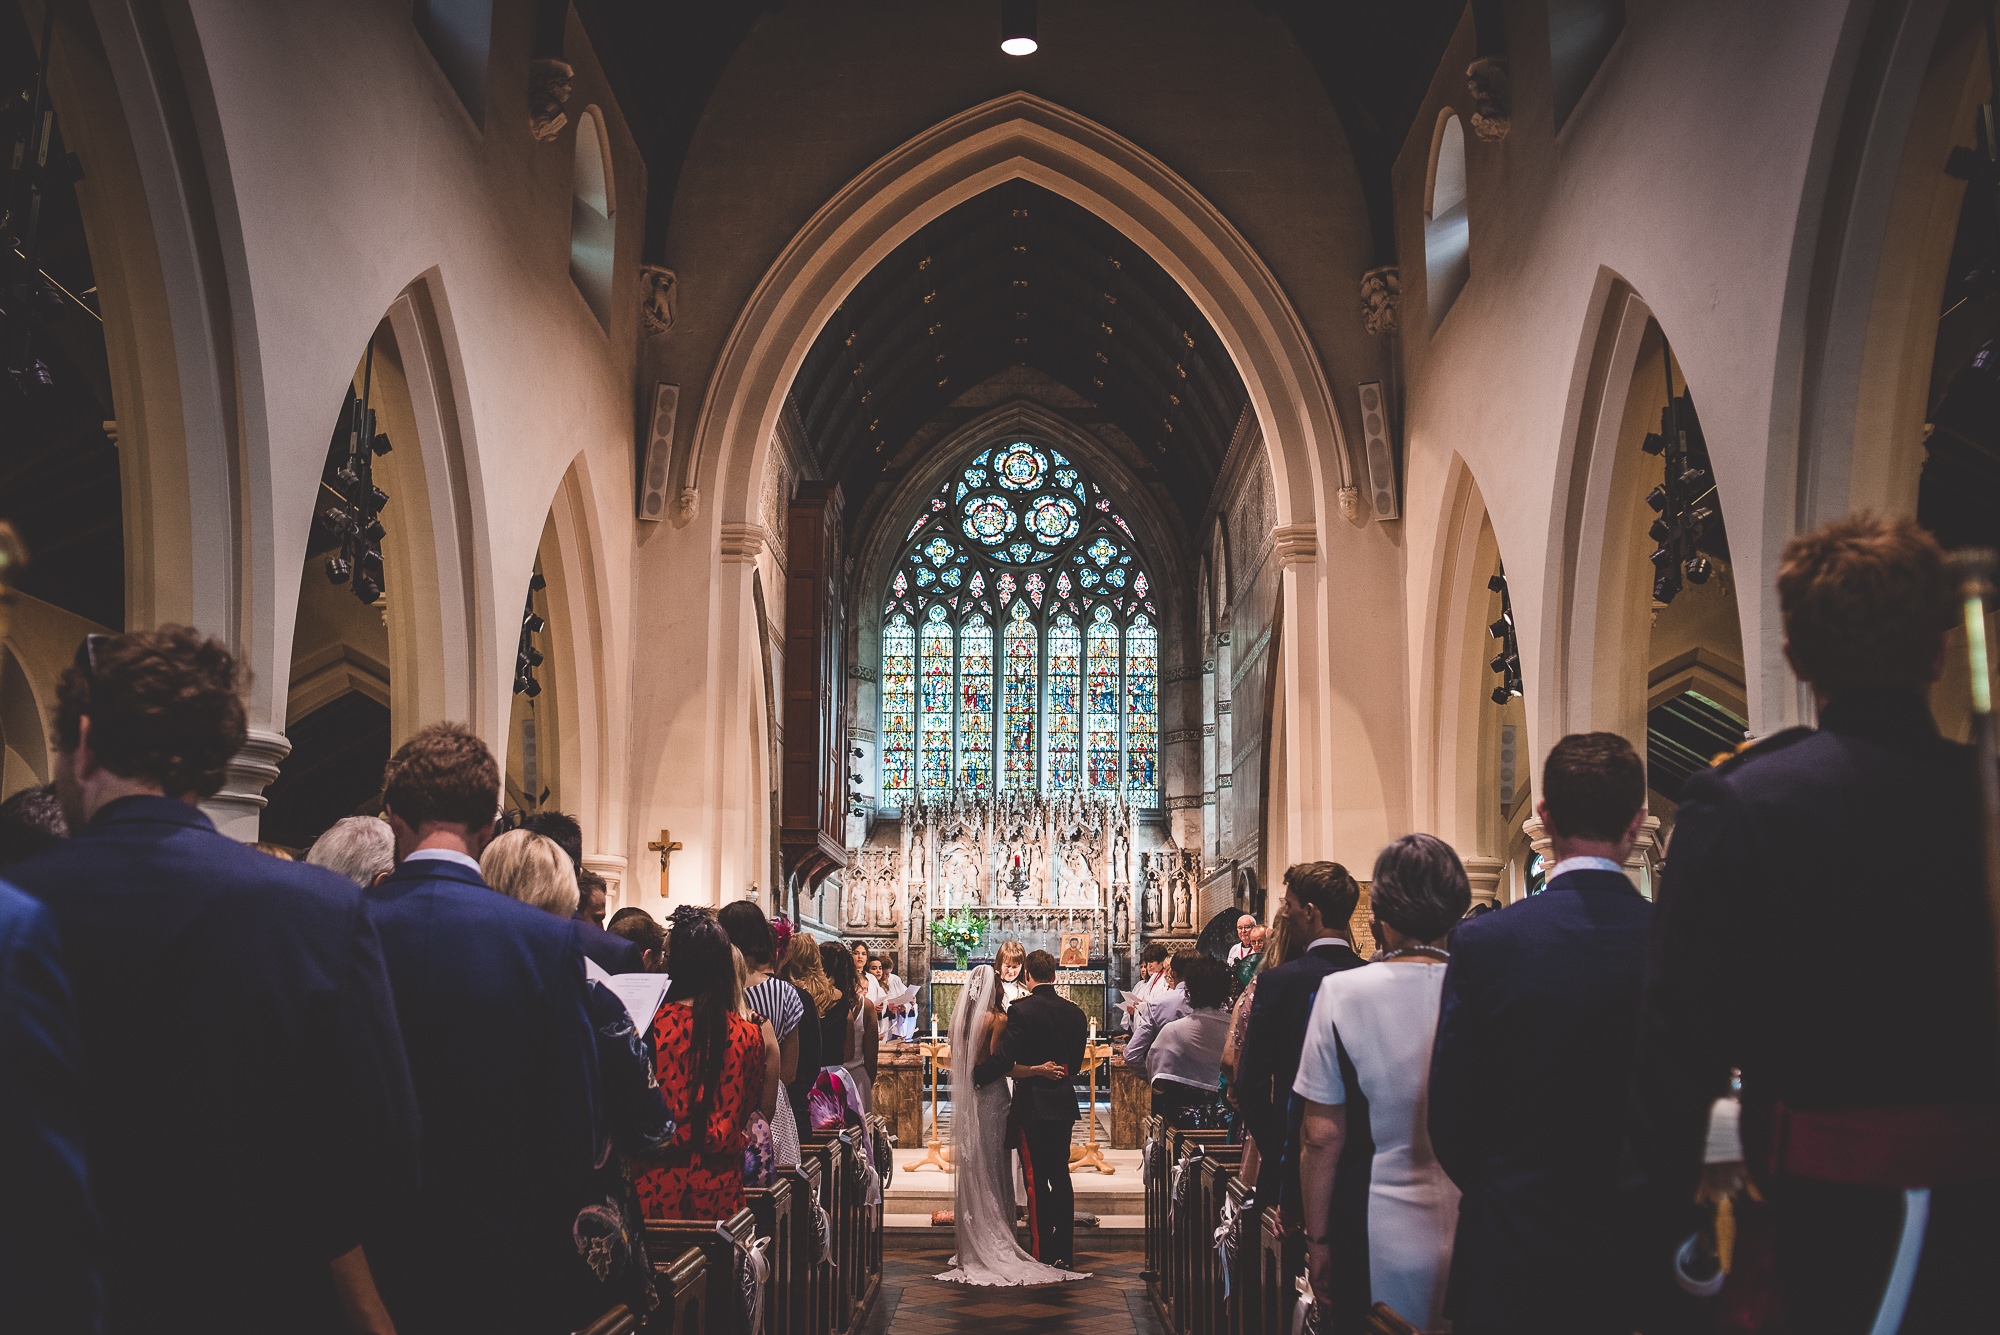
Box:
[935,965,1087,1286]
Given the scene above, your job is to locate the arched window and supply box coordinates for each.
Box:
[1425,113,1470,329]
[879,442,1160,808]
[569,109,615,328]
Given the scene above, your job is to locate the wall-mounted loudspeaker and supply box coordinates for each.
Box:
[638,382,680,522]
[1358,380,1398,521]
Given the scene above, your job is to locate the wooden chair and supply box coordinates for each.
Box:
[1223,1176,1262,1335]
[744,1176,794,1335]
[643,1208,760,1335]
[653,1248,707,1335]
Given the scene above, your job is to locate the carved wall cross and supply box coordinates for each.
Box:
[647,830,684,899]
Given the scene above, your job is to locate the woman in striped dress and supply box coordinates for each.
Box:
[720,900,805,1167]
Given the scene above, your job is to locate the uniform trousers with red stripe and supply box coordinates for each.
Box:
[1016,1121,1075,1267]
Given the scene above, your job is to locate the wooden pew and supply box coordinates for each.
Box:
[1223,1176,1262,1335]
[744,1176,795,1335]
[643,1207,761,1335]
[834,1124,883,1334]
[798,1135,842,1335]
[1181,1142,1242,1335]
[571,1304,637,1335]
[1142,1114,1167,1288]
[652,1247,708,1335]
[1154,1125,1234,1329]
[1257,1200,1290,1335]
[777,1158,824,1335]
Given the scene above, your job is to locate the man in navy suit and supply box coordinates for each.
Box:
[364,723,601,1335]
[8,627,418,1335]
[1626,516,2000,1333]
[1232,862,1368,1327]
[1429,732,1653,1335]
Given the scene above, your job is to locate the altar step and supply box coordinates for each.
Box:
[884,1144,1145,1244]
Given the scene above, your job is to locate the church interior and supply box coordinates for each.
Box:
[5,1,2000,1333]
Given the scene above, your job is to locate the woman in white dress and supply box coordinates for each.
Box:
[1293,834,1471,1333]
[934,965,1090,1286]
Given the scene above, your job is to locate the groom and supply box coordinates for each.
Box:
[974,949,1088,1267]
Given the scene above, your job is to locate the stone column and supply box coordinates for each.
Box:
[1626,815,1663,900]
[1462,855,1504,908]
[203,729,290,841]
[583,853,629,910]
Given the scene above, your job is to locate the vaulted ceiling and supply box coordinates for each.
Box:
[786,181,1248,535]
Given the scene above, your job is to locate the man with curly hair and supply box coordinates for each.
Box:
[6,627,419,1335]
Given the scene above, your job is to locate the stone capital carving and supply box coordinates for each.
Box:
[1522,814,1553,865]
[720,523,768,563]
[527,59,574,142]
[1271,523,1317,568]
[1337,485,1361,522]
[1462,855,1505,907]
[1360,265,1401,335]
[846,663,878,683]
[1467,58,1512,142]
[676,486,699,522]
[639,265,678,336]
[582,853,628,907]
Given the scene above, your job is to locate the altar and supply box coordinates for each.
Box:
[927,965,1109,1033]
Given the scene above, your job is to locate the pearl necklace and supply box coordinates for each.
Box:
[1376,945,1450,962]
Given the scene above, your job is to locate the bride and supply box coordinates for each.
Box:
[935,964,1090,1285]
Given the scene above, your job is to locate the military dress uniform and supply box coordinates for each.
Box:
[1626,689,2000,1332]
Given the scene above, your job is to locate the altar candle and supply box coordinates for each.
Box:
[1089,1016,1098,1042]
[930,1012,939,1041]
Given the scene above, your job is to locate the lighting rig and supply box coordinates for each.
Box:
[1487,571,1522,706]
[320,340,393,604]
[514,571,546,697]
[1641,348,1718,606]
[3,0,87,395]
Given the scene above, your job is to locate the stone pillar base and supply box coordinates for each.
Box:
[201,728,290,842]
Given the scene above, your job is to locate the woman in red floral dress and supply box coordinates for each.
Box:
[635,907,773,1220]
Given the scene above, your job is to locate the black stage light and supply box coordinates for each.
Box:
[371,487,390,510]
[1488,574,1506,593]
[1685,555,1713,584]
[1492,684,1513,705]
[1650,546,1677,571]
[525,612,547,635]
[1649,517,1671,543]
[371,432,392,456]
[1641,431,1666,456]
[1654,572,1680,603]
[326,555,351,583]
[1490,652,1508,673]
[1680,464,1708,490]
[523,646,544,668]
[523,677,541,699]
[530,572,547,592]
[1489,617,1509,640]
[365,520,387,543]
[1001,0,1037,54]
[1646,485,1668,513]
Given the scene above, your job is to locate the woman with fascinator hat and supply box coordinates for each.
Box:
[934,964,1090,1286]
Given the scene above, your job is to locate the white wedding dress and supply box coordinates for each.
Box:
[934,966,1090,1286]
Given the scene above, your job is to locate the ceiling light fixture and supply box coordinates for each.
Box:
[1001,0,1038,55]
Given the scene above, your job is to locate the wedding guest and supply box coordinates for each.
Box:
[818,941,880,1123]
[732,947,781,1188]
[0,782,67,867]
[1429,733,1652,1335]
[364,722,596,1335]
[720,899,806,1168]
[250,841,295,860]
[482,826,672,1323]
[1147,954,1234,1127]
[868,953,916,1039]
[996,938,1030,1007]
[510,811,641,974]
[9,627,417,1335]
[1222,913,1299,1184]
[1233,921,1267,988]
[1297,834,1470,1333]
[0,877,99,1334]
[1231,863,1366,1317]
[1120,941,1170,1024]
[608,907,668,972]
[777,934,833,1133]
[1122,949,1189,1069]
[1226,913,1258,964]
[305,815,395,888]
[1627,515,2000,1332]
[635,909,773,1220]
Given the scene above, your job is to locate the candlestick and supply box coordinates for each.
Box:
[930,1011,939,1040]
[1089,1016,1098,1040]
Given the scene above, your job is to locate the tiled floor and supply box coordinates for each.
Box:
[860,1246,1165,1335]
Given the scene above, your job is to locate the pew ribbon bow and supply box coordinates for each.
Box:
[720,1223,770,1335]
[1213,1191,1248,1300]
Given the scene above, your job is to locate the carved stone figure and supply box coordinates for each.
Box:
[1142,855,1162,929]
[640,265,678,336]
[1360,265,1401,336]
[1171,876,1192,930]
[1114,888,1131,945]
[1060,846,1099,907]
[872,851,898,927]
[941,837,983,908]
[844,870,867,926]
[527,58,573,141]
[1467,57,1512,142]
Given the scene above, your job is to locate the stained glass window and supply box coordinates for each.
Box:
[919,608,954,797]
[1085,607,1120,792]
[880,442,1158,808]
[1002,604,1038,790]
[881,614,916,806]
[1124,615,1158,803]
[1047,614,1081,791]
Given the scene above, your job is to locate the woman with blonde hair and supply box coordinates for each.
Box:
[1222,911,1297,1185]
[776,934,833,1134]
[478,829,578,916]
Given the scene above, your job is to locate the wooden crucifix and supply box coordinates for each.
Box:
[647,830,683,899]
